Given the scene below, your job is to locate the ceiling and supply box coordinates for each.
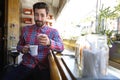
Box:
[20,0,68,19]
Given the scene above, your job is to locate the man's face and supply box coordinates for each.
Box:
[34,9,48,27]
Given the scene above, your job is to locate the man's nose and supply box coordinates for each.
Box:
[38,16,42,21]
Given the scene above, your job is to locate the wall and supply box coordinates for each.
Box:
[7,0,20,49]
[20,0,56,28]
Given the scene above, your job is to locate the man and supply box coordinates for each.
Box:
[3,2,64,80]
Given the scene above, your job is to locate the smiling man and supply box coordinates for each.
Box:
[3,2,64,80]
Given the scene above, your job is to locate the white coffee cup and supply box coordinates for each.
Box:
[29,45,38,56]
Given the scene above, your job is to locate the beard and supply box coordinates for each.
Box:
[35,20,45,27]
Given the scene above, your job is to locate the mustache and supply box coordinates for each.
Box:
[35,20,42,22]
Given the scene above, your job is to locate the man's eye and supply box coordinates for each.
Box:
[34,13,38,16]
[41,14,44,17]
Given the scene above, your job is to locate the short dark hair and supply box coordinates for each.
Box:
[33,2,49,14]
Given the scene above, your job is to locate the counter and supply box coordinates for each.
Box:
[49,51,120,80]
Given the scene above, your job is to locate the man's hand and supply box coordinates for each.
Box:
[37,34,50,46]
[22,45,29,54]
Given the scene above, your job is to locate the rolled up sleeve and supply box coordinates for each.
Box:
[49,29,64,52]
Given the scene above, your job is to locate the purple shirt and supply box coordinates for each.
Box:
[17,24,64,69]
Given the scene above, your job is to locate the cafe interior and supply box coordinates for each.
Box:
[0,0,120,80]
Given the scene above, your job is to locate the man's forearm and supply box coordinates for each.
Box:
[17,45,24,52]
[49,39,64,52]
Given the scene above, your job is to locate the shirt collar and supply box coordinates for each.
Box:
[34,24,49,31]
[34,24,46,28]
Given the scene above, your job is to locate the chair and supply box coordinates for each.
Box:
[9,50,20,66]
[4,49,20,73]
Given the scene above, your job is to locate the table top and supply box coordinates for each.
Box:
[61,55,120,80]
